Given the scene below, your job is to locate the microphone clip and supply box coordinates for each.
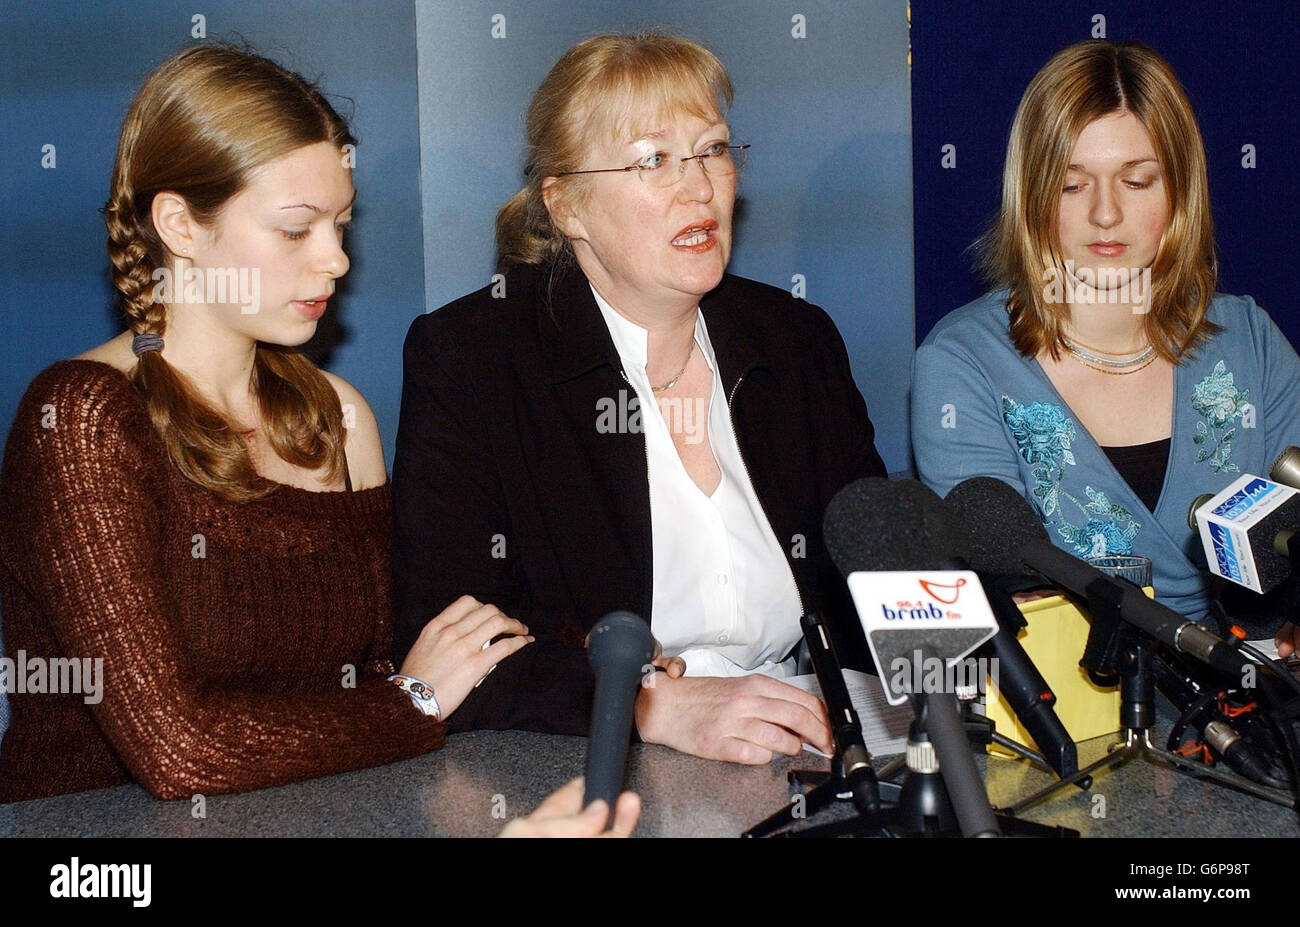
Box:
[1079,576,1127,685]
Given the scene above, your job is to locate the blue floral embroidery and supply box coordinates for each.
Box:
[1055,488,1141,557]
[1002,396,1141,557]
[1191,360,1248,473]
[1001,398,1076,517]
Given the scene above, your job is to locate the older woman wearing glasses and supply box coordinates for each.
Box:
[392,32,886,764]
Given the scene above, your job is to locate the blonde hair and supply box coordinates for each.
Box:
[495,31,734,272]
[106,43,353,501]
[978,40,1218,362]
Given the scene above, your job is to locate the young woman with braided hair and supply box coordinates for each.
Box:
[0,43,637,835]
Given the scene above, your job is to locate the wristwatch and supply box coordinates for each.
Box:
[388,673,443,721]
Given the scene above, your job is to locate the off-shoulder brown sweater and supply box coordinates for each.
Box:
[0,360,444,803]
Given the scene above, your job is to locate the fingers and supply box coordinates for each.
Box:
[574,800,614,836]
[458,603,529,642]
[530,777,585,819]
[481,633,532,669]
[717,736,775,765]
[739,678,833,753]
[604,791,641,837]
[736,714,804,758]
[499,802,606,838]
[652,654,687,677]
[430,594,484,627]
[1277,622,1296,659]
[740,674,828,721]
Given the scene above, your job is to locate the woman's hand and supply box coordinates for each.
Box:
[634,673,833,763]
[650,639,687,678]
[499,777,640,837]
[399,595,532,719]
[1275,621,1298,660]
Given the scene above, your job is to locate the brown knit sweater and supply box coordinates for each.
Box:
[0,360,445,803]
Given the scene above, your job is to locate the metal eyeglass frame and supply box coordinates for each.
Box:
[556,144,750,186]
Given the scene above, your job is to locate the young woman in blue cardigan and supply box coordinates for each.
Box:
[911,40,1300,654]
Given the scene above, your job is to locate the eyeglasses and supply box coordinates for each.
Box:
[558,143,750,189]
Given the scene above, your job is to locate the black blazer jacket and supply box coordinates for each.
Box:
[392,261,887,735]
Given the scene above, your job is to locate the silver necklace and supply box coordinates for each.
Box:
[651,340,695,392]
[1061,336,1155,369]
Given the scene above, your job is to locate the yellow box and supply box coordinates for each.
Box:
[983,592,1129,755]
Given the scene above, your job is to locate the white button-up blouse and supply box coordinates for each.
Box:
[592,286,804,678]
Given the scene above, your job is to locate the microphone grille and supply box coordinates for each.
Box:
[1270,446,1300,490]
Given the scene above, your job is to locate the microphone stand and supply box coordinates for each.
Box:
[742,619,1077,837]
[998,579,1297,814]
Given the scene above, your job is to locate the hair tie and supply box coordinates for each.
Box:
[131,333,164,356]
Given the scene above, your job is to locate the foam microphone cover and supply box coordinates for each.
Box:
[943,477,1051,577]
[824,478,994,671]
[823,477,969,575]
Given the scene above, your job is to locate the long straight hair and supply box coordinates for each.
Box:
[977,40,1218,362]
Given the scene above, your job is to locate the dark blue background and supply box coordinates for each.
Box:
[911,1,1300,346]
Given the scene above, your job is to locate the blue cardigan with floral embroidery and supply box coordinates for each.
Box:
[911,291,1300,621]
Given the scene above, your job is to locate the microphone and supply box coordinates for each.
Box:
[584,611,654,827]
[946,477,1255,682]
[824,478,1078,778]
[1271,447,1300,490]
[950,568,1079,779]
[800,611,880,814]
[823,478,1014,836]
[824,478,997,681]
[1188,474,1300,594]
[1152,647,1288,788]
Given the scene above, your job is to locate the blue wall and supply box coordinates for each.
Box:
[415,0,915,471]
[0,0,426,466]
[0,0,426,749]
[911,0,1300,353]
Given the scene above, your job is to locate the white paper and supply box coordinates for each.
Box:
[785,668,913,757]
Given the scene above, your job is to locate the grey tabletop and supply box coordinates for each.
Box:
[3,726,1298,837]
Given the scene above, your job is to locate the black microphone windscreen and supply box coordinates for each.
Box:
[943,477,1049,575]
[823,478,967,576]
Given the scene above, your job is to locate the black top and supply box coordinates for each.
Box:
[391,261,888,736]
[1101,438,1171,512]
